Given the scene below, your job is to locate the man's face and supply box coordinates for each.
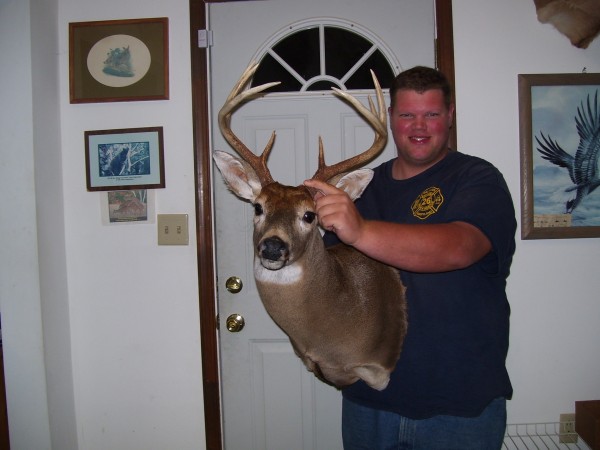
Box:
[388,88,454,176]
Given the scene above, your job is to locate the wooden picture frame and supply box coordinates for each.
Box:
[85,126,165,191]
[518,72,600,239]
[70,18,169,103]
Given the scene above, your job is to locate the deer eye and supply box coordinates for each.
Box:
[253,203,263,216]
[303,211,316,224]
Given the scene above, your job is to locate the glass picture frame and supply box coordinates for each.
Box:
[518,72,600,239]
[69,17,169,103]
[85,126,165,191]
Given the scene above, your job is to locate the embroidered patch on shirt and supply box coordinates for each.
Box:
[411,187,444,220]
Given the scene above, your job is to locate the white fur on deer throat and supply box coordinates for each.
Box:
[254,258,303,285]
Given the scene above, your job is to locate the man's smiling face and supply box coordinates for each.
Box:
[388,88,454,179]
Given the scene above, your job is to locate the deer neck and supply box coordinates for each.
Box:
[254,231,347,341]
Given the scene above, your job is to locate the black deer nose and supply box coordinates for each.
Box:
[259,237,288,261]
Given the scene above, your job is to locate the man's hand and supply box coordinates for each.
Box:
[303,179,365,245]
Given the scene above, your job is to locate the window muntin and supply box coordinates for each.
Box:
[251,22,397,93]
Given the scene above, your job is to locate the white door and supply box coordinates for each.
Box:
[209,2,435,449]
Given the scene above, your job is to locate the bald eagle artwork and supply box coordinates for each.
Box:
[535,89,600,219]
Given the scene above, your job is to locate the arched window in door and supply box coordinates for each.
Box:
[251,18,399,92]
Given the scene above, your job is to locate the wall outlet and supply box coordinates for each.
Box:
[157,214,189,245]
[559,413,578,444]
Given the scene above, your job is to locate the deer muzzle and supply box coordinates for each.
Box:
[258,236,289,270]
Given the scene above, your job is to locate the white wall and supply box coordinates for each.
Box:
[57,0,205,449]
[2,0,205,449]
[1,0,599,449]
[0,0,55,448]
[452,0,600,424]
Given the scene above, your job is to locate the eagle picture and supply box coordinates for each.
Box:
[534,89,600,217]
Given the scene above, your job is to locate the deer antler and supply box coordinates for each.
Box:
[311,70,388,182]
[218,62,281,185]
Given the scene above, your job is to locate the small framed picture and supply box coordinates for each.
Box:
[85,126,165,191]
[518,72,600,239]
[100,189,155,225]
[69,17,169,103]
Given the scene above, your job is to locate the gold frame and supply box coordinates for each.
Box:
[69,18,169,103]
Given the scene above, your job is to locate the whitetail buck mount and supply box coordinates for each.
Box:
[213,63,407,391]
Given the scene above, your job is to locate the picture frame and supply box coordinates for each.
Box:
[85,126,165,191]
[518,72,600,239]
[100,189,156,225]
[69,18,169,103]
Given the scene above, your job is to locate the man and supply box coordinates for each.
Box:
[304,66,516,449]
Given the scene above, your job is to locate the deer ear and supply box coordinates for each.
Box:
[213,151,262,201]
[333,168,374,201]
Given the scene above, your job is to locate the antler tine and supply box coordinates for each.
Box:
[311,70,388,182]
[218,62,281,185]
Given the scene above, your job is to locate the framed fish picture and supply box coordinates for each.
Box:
[518,72,600,239]
[69,18,169,103]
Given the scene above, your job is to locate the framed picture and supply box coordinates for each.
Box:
[518,72,600,239]
[69,18,169,103]
[100,189,155,225]
[85,126,165,191]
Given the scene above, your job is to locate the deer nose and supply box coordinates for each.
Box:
[259,236,288,261]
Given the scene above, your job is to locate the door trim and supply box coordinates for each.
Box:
[189,2,455,448]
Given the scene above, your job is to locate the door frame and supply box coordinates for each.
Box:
[189,2,455,448]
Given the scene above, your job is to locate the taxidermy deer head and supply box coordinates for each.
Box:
[213,62,407,390]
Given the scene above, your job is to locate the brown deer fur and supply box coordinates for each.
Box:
[213,64,407,390]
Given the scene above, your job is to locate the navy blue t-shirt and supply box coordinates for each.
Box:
[328,151,517,419]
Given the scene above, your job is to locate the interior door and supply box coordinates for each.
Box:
[209,1,436,448]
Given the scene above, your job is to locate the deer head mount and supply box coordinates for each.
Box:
[213,62,407,390]
[534,0,600,48]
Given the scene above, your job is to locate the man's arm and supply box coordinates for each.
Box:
[304,179,492,273]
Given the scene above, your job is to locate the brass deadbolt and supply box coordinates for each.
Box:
[225,276,243,293]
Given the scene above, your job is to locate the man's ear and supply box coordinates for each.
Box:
[448,102,455,128]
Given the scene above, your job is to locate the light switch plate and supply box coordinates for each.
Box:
[157,214,189,245]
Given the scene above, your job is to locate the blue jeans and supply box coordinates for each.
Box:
[342,397,506,450]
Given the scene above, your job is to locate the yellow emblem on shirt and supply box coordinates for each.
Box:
[411,187,444,220]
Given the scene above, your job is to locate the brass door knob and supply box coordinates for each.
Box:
[225,276,243,293]
[226,314,245,332]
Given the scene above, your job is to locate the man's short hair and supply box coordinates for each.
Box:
[389,66,453,109]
